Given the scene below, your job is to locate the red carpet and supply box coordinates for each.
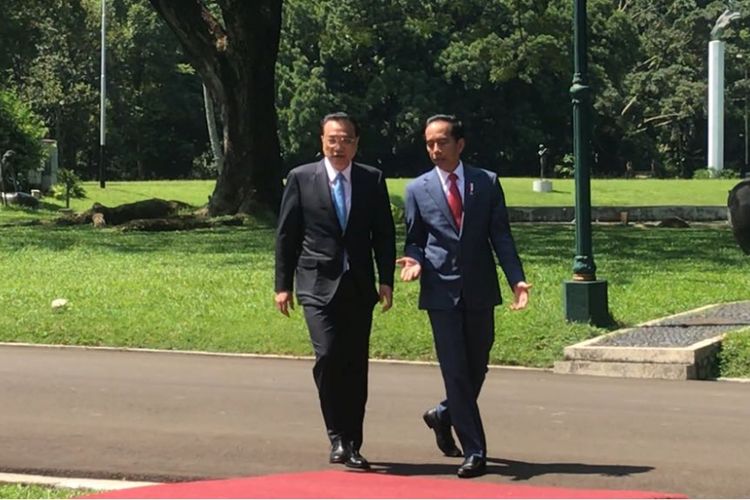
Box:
[82,470,686,499]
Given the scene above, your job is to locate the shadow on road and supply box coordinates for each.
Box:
[370,458,653,481]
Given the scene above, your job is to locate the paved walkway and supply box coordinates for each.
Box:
[0,344,749,497]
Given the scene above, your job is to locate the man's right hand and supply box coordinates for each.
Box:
[275,291,294,317]
[396,256,422,281]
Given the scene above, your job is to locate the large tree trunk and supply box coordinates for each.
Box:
[202,83,223,175]
[147,0,283,216]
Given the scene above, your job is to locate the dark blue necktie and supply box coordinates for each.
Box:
[332,173,347,230]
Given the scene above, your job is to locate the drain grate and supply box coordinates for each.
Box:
[593,302,750,348]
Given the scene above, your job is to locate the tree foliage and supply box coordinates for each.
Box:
[0,88,47,189]
[2,0,750,206]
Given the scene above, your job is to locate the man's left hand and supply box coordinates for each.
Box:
[379,284,393,312]
[510,281,532,310]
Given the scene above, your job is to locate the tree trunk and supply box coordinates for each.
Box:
[202,83,224,175]
[147,0,283,216]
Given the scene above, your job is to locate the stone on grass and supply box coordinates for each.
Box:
[657,217,690,228]
[51,298,69,311]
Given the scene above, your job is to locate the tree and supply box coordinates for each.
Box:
[107,1,207,180]
[147,0,284,215]
[0,88,47,190]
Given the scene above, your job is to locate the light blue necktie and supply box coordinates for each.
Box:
[332,173,347,230]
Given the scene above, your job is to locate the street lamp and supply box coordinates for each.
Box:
[99,0,107,188]
[562,0,609,326]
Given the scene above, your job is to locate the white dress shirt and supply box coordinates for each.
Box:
[435,161,465,205]
[324,158,352,218]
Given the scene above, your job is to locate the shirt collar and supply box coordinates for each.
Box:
[324,157,352,183]
[435,161,464,185]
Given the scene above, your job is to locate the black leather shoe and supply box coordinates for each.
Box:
[422,408,462,457]
[344,446,371,470]
[457,455,486,478]
[329,438,349,464]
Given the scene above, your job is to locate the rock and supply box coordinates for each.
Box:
[728,180,750,254]
[92,212,106,228]
[51,298,69,311]
[1,192,39,208]
[657,217,690,228]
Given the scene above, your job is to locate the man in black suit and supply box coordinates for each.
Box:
[397,115,531,478]
[275,112,396,470]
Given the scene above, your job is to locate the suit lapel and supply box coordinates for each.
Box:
[314,160,341,233]
[347,164,362,234]
[425,168,459,233]
[462,165,477,230]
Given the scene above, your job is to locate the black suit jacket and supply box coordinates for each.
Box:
[275,159,396,307]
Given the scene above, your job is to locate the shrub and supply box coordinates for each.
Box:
[390,202,404,224]
[52,168,86,208]
[553,153,575,178]
[693,168,711,179]
[0,88,47,192]
[695,168,738,179]
[719,329,750,378]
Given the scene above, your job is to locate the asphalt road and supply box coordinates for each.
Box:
[0,344,748,498]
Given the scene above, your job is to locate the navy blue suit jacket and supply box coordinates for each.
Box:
[403,165,525,310]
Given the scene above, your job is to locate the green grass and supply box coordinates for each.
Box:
[1,222,747,370]
[0,178,738,224]
[0,180,214,222]
[388,178,739,207]
[0,484,90,499]
[719,328,750,378]
[1,179,747,375]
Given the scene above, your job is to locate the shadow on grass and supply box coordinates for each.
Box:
[515,225,742,270]
[371,457,653,480]
[0,225,276,256]
[1,222,745,270]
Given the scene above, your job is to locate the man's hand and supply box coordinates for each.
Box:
[275,290,294,317]
[396,256,422,281]
[379,284,393,312]
[510,281,532,310]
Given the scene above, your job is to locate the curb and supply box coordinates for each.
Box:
[0,341,547,373]
[554,301,750,380]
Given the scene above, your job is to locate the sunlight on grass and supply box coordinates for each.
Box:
[0,178,739,224]
[0,484,90,499]
[1,222,747,370]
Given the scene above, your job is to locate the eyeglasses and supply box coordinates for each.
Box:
[324,136,356,146]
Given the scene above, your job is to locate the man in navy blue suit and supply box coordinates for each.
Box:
[397,114,531,478]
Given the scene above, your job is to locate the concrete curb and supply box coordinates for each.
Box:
[0,341,546,373]
[508,205,728,222]
[555,301,749,380]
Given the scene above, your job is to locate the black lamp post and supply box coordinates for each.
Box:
[563,0,609,326]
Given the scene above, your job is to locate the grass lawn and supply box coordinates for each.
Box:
[1,178,747,375]
[0,178,738,224]
[389,178,739,207]
[1,220,747,370]
[0,484,89,499]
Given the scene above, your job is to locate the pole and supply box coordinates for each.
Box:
[99,0,107,188]
[708,40,725,175]
[563,0,608,326]
[571,0,594,281]
[745,67,748,177]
